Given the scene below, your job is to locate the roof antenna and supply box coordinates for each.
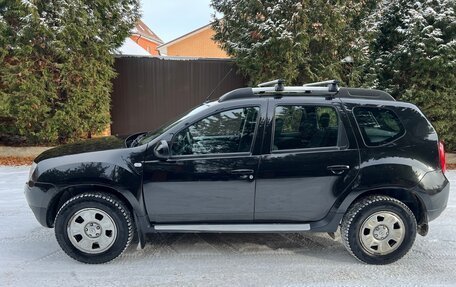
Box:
[204,67,234,103]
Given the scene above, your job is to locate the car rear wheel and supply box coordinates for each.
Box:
[54,193,134,264]
[340,195,417,264]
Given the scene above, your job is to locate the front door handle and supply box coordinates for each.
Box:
[327,165,350,175]
[231,169,255,181]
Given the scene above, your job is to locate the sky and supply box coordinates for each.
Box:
[140,0,216,43]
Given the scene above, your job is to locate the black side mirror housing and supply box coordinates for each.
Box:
[153,140,170,160]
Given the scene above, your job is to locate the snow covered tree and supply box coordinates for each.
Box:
[366,0,456,150]
[0,0,140,144]
[211,0,308,84]
[211,0,378,85]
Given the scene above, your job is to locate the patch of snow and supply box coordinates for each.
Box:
[115,37,151,56]
[0,167,456,286]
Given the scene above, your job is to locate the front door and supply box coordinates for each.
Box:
[143,105,263,223]
[255,98,360,222]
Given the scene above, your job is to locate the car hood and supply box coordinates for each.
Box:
[34,136,128,163]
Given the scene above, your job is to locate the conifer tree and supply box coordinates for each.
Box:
[211,0,378,85]
[0,0,140,144]
[366,0,456,150]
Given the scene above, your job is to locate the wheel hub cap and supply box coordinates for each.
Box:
[84,222,101,238]
[359,211,405,255]
[67,208,118,254]
[373,224,389,240]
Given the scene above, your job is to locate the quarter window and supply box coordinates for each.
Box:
[353,107,404,146]
[172,107,259,155]
[273,105,339,150]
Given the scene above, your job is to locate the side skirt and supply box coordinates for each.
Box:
[153,223,311,233]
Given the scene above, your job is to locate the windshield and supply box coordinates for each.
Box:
[134,103,213,146]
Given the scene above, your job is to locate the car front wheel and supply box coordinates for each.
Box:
[341,195,417,264]
[54,193,134,264]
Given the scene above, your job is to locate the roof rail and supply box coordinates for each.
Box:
[338,88,395,101]
[218,79,395,102]
[219,85,338,102]
[250,79,339,96]
[303,80,339,93]
[252,86,338,95]
[303,80,338,86]
[257,79,285,92]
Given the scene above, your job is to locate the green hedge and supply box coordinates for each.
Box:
[0,0,139,145]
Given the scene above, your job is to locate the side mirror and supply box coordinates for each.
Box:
[153,140,170,160]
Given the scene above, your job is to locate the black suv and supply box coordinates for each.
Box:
[25,80,449,264]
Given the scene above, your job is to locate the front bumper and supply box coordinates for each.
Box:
[24,181,57,227]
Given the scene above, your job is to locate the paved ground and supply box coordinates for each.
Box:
[0,166,454,287]
[448,153,456,165]
[0,146,52,157]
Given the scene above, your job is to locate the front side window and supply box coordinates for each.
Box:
[136,103,213,146]
[354,107,404,146]
[273,105,339,150]
[172,107,259,156]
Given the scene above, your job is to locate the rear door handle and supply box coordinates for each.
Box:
[231,169,255,181]
[327,165,350,175]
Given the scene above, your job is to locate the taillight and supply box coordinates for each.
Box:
[438,141,446,173]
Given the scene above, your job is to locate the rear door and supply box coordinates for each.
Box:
[254,97,360,222]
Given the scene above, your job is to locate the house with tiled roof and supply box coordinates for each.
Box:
[157,23,228,58]
[130,20,163,56]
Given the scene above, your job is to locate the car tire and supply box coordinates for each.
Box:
[340,195,417,265]
[54,193,134,264]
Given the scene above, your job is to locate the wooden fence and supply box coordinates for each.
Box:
[110,56,248,135]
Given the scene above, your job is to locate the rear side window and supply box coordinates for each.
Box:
[353,107,404,146]
[273,105,339,150]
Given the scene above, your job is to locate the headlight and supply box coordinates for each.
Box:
[29,162,37,180]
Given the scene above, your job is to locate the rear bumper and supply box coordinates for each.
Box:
[24,181,57,227]
[426,183,449,221]
[416,170,450,222]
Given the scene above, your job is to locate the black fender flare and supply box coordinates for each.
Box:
[310,187,427,233]
[46,183,147,228]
